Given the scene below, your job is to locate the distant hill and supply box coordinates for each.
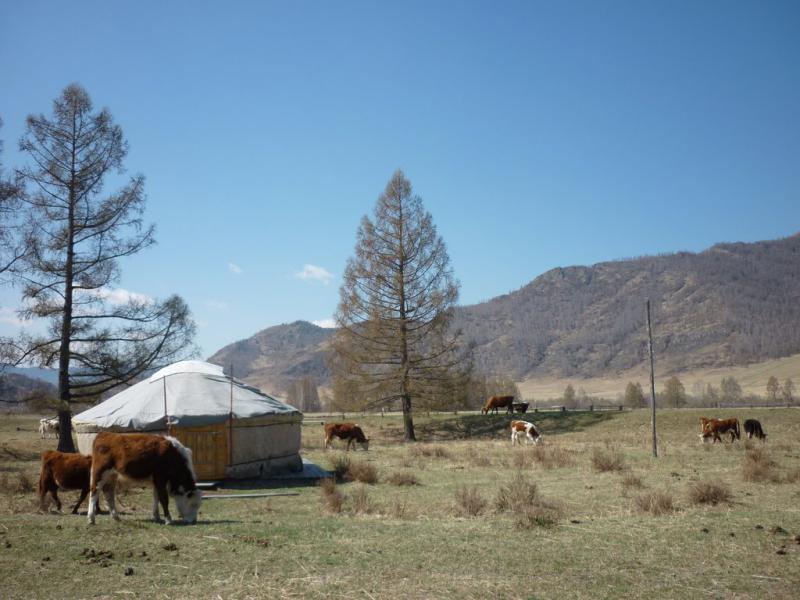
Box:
[456,233,800,379]
[0,371,57,410]
[208,320,334,395]
[207,234,800,390]
[2,366,59,386]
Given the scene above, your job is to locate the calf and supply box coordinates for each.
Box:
[482,395,515,415]
[743,419,767,441]
[39,418,59,439]
[38,451,92,513]
[510,420,541,445]
[323,422,369,451]
[88,432,202,525]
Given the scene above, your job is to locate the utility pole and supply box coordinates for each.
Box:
[646,299,657,458]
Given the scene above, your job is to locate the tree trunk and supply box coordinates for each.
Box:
[402,393,416,442]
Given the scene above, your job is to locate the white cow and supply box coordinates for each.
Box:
[39,418,60,439]
[510,420,542,445]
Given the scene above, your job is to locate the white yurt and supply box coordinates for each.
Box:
[73,360,303,480]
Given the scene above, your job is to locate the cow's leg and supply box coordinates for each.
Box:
[71,486,90,514]
[154,480,172,524]
[98,472,119,521]
[151,487,163,523]
[87,464,104,524]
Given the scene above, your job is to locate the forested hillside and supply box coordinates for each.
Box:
[208,234,800,392]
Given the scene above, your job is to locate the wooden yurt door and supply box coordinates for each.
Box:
[172,423,228,480]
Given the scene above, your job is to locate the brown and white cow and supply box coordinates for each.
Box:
[38,451,93,514]
[700,418,740,443]
[323,422,369,451]
[482,395,514,415]
[510,420,541,445]
[39,418,59,439]
[87,432,202,525]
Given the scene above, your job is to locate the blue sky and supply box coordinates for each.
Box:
[1,1,798,358]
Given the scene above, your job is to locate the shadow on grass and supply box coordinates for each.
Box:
[414,411,620,441]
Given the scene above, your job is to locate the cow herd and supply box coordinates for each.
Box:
[699,417,768,443]
[32,401,771,526]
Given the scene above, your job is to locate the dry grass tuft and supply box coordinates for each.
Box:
[454,485,487,517]
[348,461,378,484]
[742,448,779,483]
[350,485,375,514]
[329,455,351,481]
[591,447,628,472]
[0,472,35,495]
[386,471,419,486]
[387,497,411,519]
[620,472,645,494]
[688,480,732,506]
[510,451,530,470]
[409,444,452,459]
[318,478,344,514]
[633,490,675,516]
[531,444,573,470]
[464,446,492,468]
[494,473,561,528]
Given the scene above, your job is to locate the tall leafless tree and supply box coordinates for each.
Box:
[9,84,196,451]
[0,118,26,279]
[332,170,466,441]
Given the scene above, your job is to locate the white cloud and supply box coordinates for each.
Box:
[312,318,336,329]
[294,264,333,285]
[228,262,243,275]
[0,307,30,328]
[84,287,152,306]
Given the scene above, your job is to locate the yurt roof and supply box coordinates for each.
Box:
[74,360,300,430]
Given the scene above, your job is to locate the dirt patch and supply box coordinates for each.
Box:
[235,535,270,548]
[80,548,114,567]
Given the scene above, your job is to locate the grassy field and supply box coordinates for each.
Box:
[517,352,800,400]
[1,409,799,599]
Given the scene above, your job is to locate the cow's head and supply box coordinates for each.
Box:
[172,486,202,524]
[359,439,370,451]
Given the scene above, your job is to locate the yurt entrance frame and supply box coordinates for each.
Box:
[163,368,235,481]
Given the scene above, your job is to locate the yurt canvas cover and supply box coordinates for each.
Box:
[73,361,303,479]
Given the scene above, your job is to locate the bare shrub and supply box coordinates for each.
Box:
[532,444,573,470]
[688,480,732,506]
[319,478,344,514]
[454,485,487,517]
[515,505,559,528]
[633,490,675,516]
[351,485,375,515]
[591,447,627,472]
[348,461,378,484]
[742,448,779,483]
[329,455,351,481]
[387,471,419,486]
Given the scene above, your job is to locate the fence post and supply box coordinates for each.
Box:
[561,406,566,413]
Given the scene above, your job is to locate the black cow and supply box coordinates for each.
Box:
[743,419,767,441]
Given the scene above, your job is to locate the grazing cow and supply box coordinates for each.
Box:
[38,451,93,514]
[744,419,767,441]
[87,432,202,525]
[700,418,740,443]
[39,418,59,439]
[323,422,369,451]
[482,395,515,415]
[510,420,541,445]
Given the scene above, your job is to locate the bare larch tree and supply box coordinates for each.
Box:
[10,84,196,451]
[332,170,466,441]
[0,118,26,279]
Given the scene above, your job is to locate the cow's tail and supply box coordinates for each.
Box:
[735,419,741,440]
